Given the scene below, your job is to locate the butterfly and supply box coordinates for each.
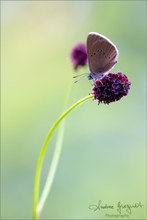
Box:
[87,32,119,81]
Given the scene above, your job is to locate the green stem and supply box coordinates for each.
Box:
[37,82,74,217]
[33,94,93,219]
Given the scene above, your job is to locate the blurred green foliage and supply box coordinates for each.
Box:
[1,1,146,219]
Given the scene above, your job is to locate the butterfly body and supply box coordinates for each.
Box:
[88,72,105,81]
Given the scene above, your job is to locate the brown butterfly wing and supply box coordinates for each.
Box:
[87,32,118,74]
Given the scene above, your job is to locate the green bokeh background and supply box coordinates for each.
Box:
[1,1,146,219]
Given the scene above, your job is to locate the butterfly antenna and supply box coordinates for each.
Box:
[74,75,86,83]
[73,72,88,78]
[73,72,90,83]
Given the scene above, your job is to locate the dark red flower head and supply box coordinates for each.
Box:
[70,43,87,70]
[93,72,131,104]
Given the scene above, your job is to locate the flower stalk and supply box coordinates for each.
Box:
[37,82,74,217]
[33,94,93,220]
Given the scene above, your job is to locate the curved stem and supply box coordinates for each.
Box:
[37,120,65,217]
[37,82,74,217]
[33,94,93,219]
